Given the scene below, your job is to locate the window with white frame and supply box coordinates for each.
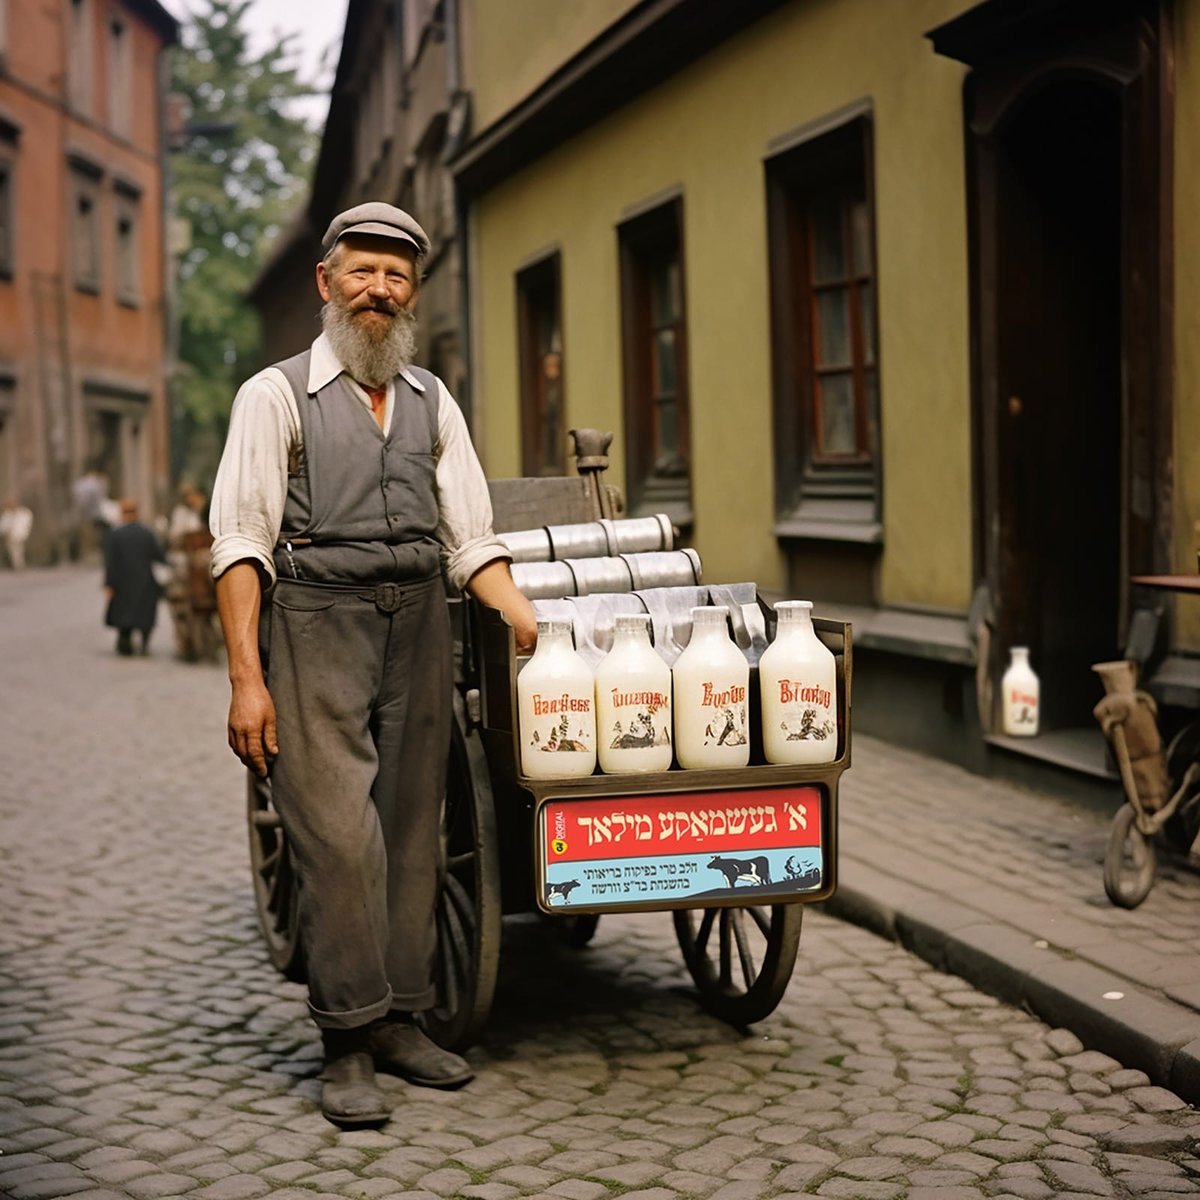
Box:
[68,0,94,114]
[618,197,692,524]
[0,159,13,279]
[68,156,103,292]
[115,182,140,304]
[765,109,881,534]
[107,13,133,137]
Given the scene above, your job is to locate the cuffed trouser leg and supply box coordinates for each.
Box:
[266,575,450,1029]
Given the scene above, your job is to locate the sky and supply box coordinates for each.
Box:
[159,0,349,128]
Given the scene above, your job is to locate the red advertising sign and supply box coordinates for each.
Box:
[543,785,821,864]
[538,784,827,912]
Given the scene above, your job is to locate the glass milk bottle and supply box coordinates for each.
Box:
[759,600,838,765]
[595,613,673,774]
[518,620,597,778]
[1002,646,1040,736]
[673,606,750,769]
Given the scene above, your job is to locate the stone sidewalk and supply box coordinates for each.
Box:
[823,732,1200,1104]
[2,563,1199,1200]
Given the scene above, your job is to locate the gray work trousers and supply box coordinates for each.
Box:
[264,573,451,1029]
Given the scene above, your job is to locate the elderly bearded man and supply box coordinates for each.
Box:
[209,203,537,1127]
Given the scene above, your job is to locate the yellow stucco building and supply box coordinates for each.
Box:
[448,0,1199,786]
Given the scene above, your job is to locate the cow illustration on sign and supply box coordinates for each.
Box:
[545,880,580,904]
[708,854,772,887]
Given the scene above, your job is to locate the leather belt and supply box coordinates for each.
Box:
[275,576,415,614]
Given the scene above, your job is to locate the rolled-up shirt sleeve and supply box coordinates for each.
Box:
[209,369,297,583]
[434,377,511,591]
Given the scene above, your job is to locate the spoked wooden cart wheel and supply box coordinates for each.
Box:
[420,692,502,1052]
[673,903,803,1025]
[1103,803,1157,909]
[247,773,306,982]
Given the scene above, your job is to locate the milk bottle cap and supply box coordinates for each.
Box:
[775,600,813,620]
[613,613,652,634]
[691,605,729,625]
[536,618,574,639]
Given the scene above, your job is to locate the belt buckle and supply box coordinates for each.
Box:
[374,582,402,614]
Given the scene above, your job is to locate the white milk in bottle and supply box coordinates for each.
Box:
[759,600,838,764]
[518,619,597,778]
[672,606,750,769]
[1001,646,1040,736]
[595,613,673,773]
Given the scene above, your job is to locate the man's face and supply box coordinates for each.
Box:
[316,235,419,337]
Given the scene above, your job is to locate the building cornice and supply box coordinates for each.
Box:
[122,0,180,46]
[450,0,788,197]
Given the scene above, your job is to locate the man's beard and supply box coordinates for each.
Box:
[321,293,418,388]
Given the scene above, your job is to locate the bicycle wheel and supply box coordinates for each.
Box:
[1102,803,1156,909]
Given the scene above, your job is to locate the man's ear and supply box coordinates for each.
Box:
[315,261,332,302]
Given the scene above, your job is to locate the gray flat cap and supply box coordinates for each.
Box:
[321,202,430,257]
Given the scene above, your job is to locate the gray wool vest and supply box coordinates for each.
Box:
[269,351,443,586]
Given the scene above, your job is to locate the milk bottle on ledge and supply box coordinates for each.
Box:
[595,613,673,774]
[1002,646,1040,736]
[518,619,597,778]
[759,600,838,765]
[673,606,750,769]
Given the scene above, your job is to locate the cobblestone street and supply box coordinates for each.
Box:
[2,566,1198,1200]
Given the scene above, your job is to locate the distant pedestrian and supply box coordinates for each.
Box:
[166,483,212,659]
[103,497,166,656]
[167,482,207,546]
[0,496,33,569]
[72,464,119,557]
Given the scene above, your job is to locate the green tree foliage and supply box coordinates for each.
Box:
[170,0,320,484]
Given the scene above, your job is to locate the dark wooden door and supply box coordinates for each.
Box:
[990,82,1123,728]
[956,1,1171,733]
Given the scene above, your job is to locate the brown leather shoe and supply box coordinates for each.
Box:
[370,1017,473,1088]
[320,1030,390,1127]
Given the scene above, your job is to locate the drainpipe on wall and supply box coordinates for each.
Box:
[159,44,179,510]
[443,0,474,431]
[444,0,460,95]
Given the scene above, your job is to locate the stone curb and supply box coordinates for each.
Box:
[819,854,1200,1106]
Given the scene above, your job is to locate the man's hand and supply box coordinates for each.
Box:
[464,559,538,654]
[228,678,278,777]
[509,599,538,655]
[214,559,275,775]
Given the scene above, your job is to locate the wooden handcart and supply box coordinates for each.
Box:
[248,432,852,1047]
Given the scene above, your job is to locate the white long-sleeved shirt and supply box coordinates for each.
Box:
[209,333,509,590]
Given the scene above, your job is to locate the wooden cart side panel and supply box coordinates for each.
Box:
[487,477,597,533]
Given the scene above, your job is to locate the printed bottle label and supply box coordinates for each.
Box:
[526,695,594,754]
[602,688,671,753]
[696,679,748,749]
[774,679,835,744]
